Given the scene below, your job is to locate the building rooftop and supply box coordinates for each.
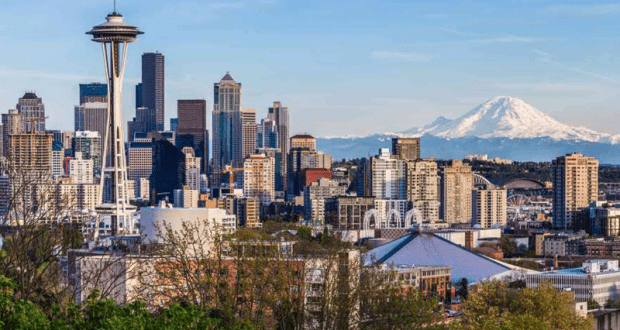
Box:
[129,142,152,149]
[21,92,39,100]
[291,134,315,139]
[365,231,523,283]
[221,72,235,81]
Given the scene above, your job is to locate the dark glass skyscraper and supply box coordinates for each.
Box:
[177,100,208,174]
[151,131,186,204]
[141,52,164,132]
[135,83,143,108]
[79,83,107,104]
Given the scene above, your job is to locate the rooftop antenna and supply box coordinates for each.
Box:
[114,0,117,13]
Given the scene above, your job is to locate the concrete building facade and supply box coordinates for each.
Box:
[440,160,473,223]
[553,153,599,230]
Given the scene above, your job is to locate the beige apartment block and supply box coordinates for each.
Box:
[440,160,473,223]
[553,153,599,229]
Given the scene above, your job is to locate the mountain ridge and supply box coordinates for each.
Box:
[323,96,620,144]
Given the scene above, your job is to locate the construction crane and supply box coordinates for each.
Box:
[221,163,244,192]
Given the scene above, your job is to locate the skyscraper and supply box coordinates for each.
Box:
[74,102,107,145]
[79,83,107,104]
[8,133,53,176]
[257,119,278,149]
[241,108,257,159]
[553,153,599,230]
[440,160,473,223]
[151,131,186,204]
[406,159,439,222]
[2,109,23,158]
[127,107,149,142]
[268,101,289,156]
[135,83,143,108]
[177,100,208,173]
[141,52,164,132]
[392,137,420,161]
[16,92,45,132]
[182,147,201,191]
[243,154,275,205]
[212,72,242,186]
[472,186,507,228]
[170,118,178,133]
[127,141,152,181]
[87,9,142,235]
[370,148,407,200]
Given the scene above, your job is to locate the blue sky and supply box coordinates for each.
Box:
[1,0,620,137]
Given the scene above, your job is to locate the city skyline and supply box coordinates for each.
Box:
[1,1,620,137]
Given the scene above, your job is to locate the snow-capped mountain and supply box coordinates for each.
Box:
[316,96,620,162]
[406,96,620,143]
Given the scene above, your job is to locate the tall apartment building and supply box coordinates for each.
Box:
[182,147,201,191]
[8,133,53,176]
[370,148,407,200]
[2,109,23,158]
[406,159,439,222]
[243,154,275,205]
[236,197,260,228]
[79,83,107,104]
[72,131,102,174]
[177,100,208,173]
[16,92,45,132]
[241,109,257,160]
[304,178,346,222]
[52,142,63,177]
[392,137,420,161]
[258,148,284,193]
[56,180,99,212]
[553,153,599,229]
[127,141,152,181]
[212,73,242,186]
[68,152,94,184]
[326,196,375,230]
[472,186,507,228]
[440,160,473,223]
[141,52,165,131]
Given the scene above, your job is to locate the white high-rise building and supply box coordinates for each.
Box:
[304,178,346,222]
[69,152,94,184]
[370,148,407,200]
[440,160,473,223]
[406,159,439,222]
[243,154,275,205]
[472,186,507,228]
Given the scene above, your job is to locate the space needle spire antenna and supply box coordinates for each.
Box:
[87,6,142,238]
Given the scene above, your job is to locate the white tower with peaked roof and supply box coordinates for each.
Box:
[87,8,142,237]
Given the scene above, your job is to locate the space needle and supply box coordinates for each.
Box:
[87,4,142,237]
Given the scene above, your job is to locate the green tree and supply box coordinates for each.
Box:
[455,278,468,300]
[454,281,593,330]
